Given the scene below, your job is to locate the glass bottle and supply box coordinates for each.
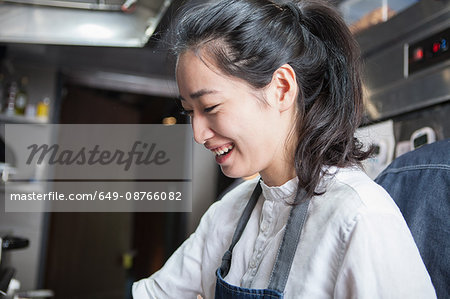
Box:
[14,76,28,115]
[0,74,4,113]
[4,80,18,116]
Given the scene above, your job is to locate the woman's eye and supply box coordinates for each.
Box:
[204,105,219,113]
[179,108,194,117]
[178,104,218,117]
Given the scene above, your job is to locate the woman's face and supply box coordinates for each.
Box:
[176,50,295,183]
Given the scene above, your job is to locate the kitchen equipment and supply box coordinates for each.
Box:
[355,0,449,161]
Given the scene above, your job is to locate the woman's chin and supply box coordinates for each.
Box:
[220,166,256,180]
[220,167,241,179]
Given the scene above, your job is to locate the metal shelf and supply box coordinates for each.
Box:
[0,114,48,124]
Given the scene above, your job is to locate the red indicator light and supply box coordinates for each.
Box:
[432,42,440,53]
[413,48,424,61]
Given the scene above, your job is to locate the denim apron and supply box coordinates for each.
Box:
[215,182,310,299]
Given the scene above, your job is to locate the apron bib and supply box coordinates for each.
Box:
[214,182,310,299]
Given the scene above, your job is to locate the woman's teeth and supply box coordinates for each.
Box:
[214,144,234,156]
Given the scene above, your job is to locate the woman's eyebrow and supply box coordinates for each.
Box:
[179,89,218,101]
[190,89,218,99]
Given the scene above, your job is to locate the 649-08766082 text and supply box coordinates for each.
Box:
[8,191,183,201]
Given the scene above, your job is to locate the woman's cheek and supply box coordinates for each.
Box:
[211,116,230,135]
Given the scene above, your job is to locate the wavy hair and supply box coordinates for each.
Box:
[173,0,371,199]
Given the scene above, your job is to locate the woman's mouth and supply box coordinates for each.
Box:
[212,143,234,164]
[213,144,234,156]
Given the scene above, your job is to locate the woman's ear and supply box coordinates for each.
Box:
[269,64,298,112]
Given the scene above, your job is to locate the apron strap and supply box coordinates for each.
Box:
[217,180,311,294]
[268,189,310,293]
[218,182,262,278]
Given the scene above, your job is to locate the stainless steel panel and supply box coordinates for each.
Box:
[363,45,404,91]
[3,0,124,11]
[63,69,178,97]
[357,0,450,54]
[357,0,450,122]
[366,65,450,120]
[0,0,171,47]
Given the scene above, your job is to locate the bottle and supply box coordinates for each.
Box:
[4,80,18,116]
[0,74,4,113]
[25,103,36,118]
[37,97,50,121]
[14,77,28,115]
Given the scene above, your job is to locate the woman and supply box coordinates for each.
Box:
[133,0,436,298]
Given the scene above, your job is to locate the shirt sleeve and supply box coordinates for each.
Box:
[132,201,220,299]
[334,210,437,299]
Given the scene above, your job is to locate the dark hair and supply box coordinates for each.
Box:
[173,0,371,199]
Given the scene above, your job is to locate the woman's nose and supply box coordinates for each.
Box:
[192,114,214,144]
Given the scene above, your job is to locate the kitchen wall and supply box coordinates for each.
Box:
[0,58,57,290]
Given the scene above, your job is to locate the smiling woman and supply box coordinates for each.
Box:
[132,0,437,298]
[176,50,297,185]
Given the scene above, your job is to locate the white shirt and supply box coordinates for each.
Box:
[133,167,436,298]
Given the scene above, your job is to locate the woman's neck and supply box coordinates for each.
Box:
[260,165,296,187]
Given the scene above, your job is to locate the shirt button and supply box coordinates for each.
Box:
[249,260,256,268]
[261,222,269,232]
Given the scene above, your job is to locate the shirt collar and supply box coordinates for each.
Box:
[259,176,298,204]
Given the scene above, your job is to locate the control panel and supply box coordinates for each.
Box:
[408,27,449,75]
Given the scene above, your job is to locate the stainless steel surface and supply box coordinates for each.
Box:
[0,0,171,47]
[3,0,123,11]
[63,69,178,97]
[365,64,450,120]
[357,0,450,121]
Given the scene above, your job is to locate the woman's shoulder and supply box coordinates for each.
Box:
[304,167,410,258]
[315,166,402,222]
